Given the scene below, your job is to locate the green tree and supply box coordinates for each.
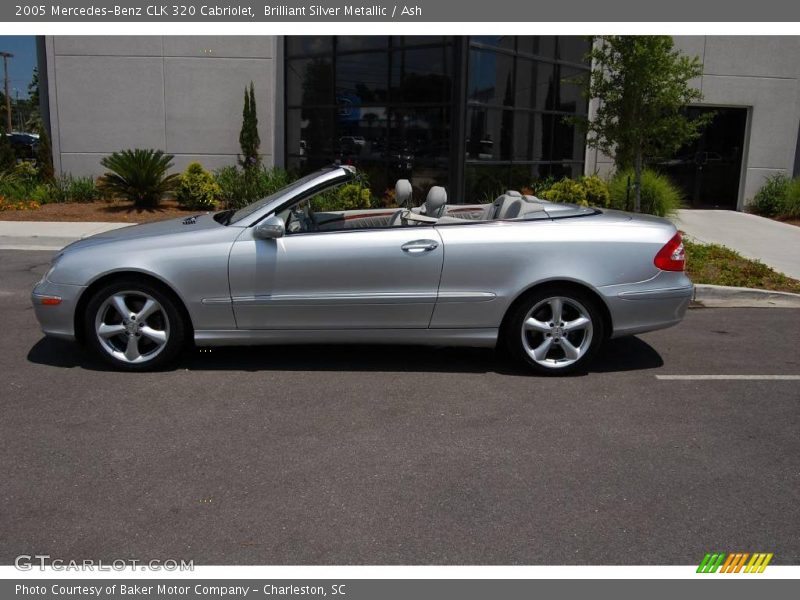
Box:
[0,122,15,172]
[26,67,43,132]
[37,127,54,181]
[584,36,712,212]
[238,82,260,170]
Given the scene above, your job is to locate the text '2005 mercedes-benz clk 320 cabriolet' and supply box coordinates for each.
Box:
[32,165,692,374]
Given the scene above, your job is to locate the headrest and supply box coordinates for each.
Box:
[395,179,412,208]
[425,186,447,218]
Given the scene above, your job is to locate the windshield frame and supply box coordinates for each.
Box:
[225,166,354,227]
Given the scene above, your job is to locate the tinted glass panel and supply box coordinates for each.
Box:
[512,111,546,161]
[471,36,515,51]
[402,36,445,47]
[336,106,387,160]
[336,52,389,105]
[287,107,335,158]
[551,116,584,162]
[287,58,333,107]
[337,37,388,52]
[466,108,513,161]
[287,37,332,56]
[390,47,452,103]
[517,36,556,59]
[467,49,514,106]
[557,65,589,114]
[465,164,510,203]
[515,58,555,111]
[558,36,592,63]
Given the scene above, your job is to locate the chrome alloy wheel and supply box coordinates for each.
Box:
[520,296,593,369]
[94,291,170,364]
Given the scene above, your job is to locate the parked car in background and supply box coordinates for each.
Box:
[32,166,692,374]
[5,131,39,160]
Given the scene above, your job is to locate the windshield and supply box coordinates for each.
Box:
[226,169,337,225]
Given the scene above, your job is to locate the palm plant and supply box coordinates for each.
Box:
[99,149,179,209]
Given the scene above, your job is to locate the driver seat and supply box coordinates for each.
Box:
[421,186,447,218]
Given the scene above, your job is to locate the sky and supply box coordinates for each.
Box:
[0,36,38,99]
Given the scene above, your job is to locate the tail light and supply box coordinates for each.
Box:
[654,232,685,271]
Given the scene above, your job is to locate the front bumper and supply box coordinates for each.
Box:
[31,279,86,341]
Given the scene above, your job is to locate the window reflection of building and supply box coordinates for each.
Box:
[285,36,590,203]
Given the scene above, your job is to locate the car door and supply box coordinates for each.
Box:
[228,226,444,330]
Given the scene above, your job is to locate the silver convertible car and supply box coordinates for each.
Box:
[32,165,692,374]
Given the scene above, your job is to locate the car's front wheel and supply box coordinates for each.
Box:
[505,287,604,376]
[84,280,186,371]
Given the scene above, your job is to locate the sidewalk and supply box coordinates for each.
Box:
[0,221,131,251]
[672,209,800,280]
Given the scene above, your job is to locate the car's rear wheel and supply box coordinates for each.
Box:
[84,280,185,371]
[505,287,604,376]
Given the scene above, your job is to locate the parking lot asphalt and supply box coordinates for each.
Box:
[1,250,799,565]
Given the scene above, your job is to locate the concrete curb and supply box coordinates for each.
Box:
[693,284,800,308]
[0,221,132,251]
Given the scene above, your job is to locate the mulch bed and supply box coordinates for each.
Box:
[0,199,201,223]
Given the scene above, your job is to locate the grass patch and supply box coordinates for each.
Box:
[684,238,800,294]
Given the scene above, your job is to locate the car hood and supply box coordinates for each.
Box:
[61,213,223,253]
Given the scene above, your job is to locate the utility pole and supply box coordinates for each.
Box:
[0,52,13,133]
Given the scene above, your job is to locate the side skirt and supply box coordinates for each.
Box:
[194,328,499,348]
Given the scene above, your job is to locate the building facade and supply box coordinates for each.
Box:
[41,35,800,210]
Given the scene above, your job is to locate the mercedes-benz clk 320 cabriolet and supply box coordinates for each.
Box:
[32,165,692,374]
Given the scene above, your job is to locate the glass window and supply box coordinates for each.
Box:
[470,36,515,51]
[465,164,510,203]
[558,36,592,63]
[287,37,333,56]
[287,58,333,107]
[467,49,514,106]
[557,65,589,114]
[287,108,335,158]
[514,58,555,111]
[551,117,584,162]
[402,36,445,47]
[517,36,556,59]
[466,108,513,161]
[336,52,389,105]
[390,47,452,103]
[337,37,388,52]
[512,111,546,162]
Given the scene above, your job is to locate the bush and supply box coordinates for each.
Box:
[176,162,221,211]
[39,174,101,204]
[312,183,372,211]
[540,178,588,206]
[784,178,800,218]
[538,175,610,208]
[608,169,683,216]
[98,149,179,209]
[749,173,790,217]
[215,165,294,209]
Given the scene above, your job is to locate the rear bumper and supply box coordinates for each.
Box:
[602,275,693,338]
[31,279,85,341]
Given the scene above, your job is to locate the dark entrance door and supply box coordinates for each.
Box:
[659,107,748,210]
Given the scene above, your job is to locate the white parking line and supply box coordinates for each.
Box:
[656,375,800,380]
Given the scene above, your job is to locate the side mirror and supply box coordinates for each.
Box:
[253,215,285,240]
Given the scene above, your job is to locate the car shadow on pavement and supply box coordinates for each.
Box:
[27,335,663,375]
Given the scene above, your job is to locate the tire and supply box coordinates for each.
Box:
[504,286,604,376]
[83,279,186,371]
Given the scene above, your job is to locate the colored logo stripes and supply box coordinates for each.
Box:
[697,552,773,573]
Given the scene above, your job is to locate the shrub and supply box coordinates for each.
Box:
[0,197,39,211]
[540,178,588,206]
[47,174,101,204]
[608,169,683,216]
[37,129,55,182]
[784,178,800,219]
[312,183,372,212]
[215,165,294,209]
[749,173,790,217]
[581,174,611,207]
[98,149,179,209]
[176,162,221,211]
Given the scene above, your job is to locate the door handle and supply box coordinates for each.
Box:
[401,239,439,253]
